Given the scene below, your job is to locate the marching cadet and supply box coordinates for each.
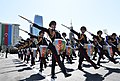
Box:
[28,31,48,72]
[70,26,99,70]
[28,36,36,66]
[32,21,71,79]
[69,27,77,58]
[25,39,31,64]
[110,33,120,57]
[21,39,27,62]
[97,31,119,65]
[95,30,105,66]
[22,45,27,61]
[88,30,118,66]
[62,32,72,63]
[17,44,22,59]
[17,43,24,60]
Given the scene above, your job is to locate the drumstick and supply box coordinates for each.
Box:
[19,28,28,34]
[45,38,52,43]
[86,31,92,35]
[61,24,71,30]
[18,15,33,24]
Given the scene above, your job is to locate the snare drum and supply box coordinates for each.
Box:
[32,48,37,58]
[66,46,72,56]
[53,39,66,54]
[27,48,30,55]
[39,45,48,57]
[84,44,94,57]
[103,45,107,50]
[106,45,113,57]
[117,43,120,51]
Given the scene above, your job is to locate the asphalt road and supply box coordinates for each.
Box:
[0,52,120,81]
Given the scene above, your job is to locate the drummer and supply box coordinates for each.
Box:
[20,39,27,62]
[89,30,118,66]
[28,36,37,66]
[61,32,72,64]
[28,31,48,72]
[95,30,105,66]
[32,21,71,79]
[70,26,99,70]
[25,39,31,64]
[111,33,120,57]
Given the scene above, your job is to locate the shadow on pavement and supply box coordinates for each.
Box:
[83,70,104,81]
[102,65,120,77]
[19,73,45,81]
[83,64,92,68]
[16,64,27,67]
[18,67,32,72]
[12,59,24,64]
[66,68,75,72]
[65,62,75,64]
[0,69,18,74]
[47,67,75,76]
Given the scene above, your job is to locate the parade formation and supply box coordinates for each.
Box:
[15,15,120,79]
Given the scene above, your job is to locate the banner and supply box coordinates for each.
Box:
[4,24,8,45]
[0,24,1,45]
[8,24,12,45]
[1,24,5,45]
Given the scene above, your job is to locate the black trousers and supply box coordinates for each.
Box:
[92,47,98,59]
[21,54,23,60]
[78,46,98,69]
[97,50,116,65]
[48,43,67,76]
[5,52,8,58]
[112,46,120,57]
[40,57,47,71]
[27,55,30,63]
[62,51,72,63]
[72,49,77,57]
[24,54,26,62]
[31,52,35,65]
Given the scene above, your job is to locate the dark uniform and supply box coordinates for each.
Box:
[62,32,72,63]
[70,26,99,70]
[33,21,71,79]
[28,32,48,72]
[24,39,31,64]
[29,39,36,66]
[20,39,27,62]
[111,33,120,57]
[5,47,8,58]
[89,31,118,66]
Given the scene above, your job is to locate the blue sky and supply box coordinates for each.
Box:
[0,0,120,39]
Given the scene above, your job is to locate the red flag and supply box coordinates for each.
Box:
[4,24,8,45]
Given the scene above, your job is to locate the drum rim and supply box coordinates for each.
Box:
[54,39,63,40]
[39,45,48,47]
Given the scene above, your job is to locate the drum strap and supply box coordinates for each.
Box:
[112,39,116,43]
[98,36,102,42]
[78,34,84,41]
[38,37,43,43]
[29,41,33,46]
[24,42,28,48]
[49,28,56,38]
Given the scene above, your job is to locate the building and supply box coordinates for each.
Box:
[0,22,20,52]
[30,15,43,36]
